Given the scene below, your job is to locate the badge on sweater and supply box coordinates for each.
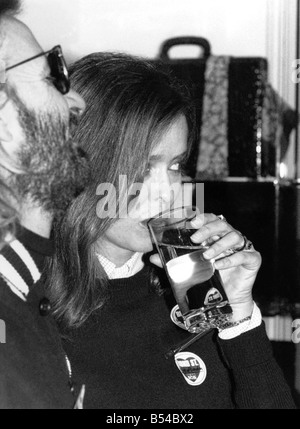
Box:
[170,305,187,331]
[204,288,223,306]
[175,352,207,387]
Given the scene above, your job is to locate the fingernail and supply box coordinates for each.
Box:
[203,249,215,259]
[191,232,202,242]
[190,217,204,229]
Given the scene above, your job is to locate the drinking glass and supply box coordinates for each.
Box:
[148,206,233,333]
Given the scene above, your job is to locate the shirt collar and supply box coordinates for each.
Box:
[96,252,144,280]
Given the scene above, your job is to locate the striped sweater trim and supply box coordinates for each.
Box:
[1,245,34,289]
[0,239,41,301]
[10,240,41,283]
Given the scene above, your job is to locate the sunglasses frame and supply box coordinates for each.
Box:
[5,45,70,95]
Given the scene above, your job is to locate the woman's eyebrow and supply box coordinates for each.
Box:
[149,151,188,163]
[171,151,188,162]
[149,154,164,163]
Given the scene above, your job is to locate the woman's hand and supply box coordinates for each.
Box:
[150,213,262,322]
[190,213,261,322]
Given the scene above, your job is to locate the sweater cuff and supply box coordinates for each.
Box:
[218,302,262,340]
[218,323,274,370]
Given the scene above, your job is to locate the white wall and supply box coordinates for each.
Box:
[20,0,300,178]
[19,0,269,63]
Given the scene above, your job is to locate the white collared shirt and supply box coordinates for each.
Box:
[218,303,262,340]
[96,252,145,280]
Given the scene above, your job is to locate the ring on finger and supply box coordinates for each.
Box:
[228,235,254,254]
[217,214,227,223]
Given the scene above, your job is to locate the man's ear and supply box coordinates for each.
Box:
[0,89,14,143]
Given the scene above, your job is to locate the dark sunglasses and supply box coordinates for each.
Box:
[5,45,70,95]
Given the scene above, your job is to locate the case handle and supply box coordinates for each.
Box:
[159,37,211,61]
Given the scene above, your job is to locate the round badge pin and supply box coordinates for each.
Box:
[174,352,207,387]
[170,305,187,331]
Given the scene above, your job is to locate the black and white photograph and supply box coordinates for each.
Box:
[0,0,300,411]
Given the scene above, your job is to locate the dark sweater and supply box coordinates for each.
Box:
[0,227,74,409]
[64,266,296,409]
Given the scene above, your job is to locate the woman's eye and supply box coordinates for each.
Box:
[169,163,181,173]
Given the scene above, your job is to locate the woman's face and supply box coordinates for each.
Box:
[98,115,189,261]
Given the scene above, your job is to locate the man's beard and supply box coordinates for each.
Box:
[13,104,91,220]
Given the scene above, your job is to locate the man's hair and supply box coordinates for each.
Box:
[0,0,22,246]
[47,52,197,330]
[0,181,17,248]
[0,0,21,17]
[0,0,22,80]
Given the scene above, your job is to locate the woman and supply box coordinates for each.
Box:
[47,53,295,409]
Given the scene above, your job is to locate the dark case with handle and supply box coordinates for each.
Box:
[155,37,269,179]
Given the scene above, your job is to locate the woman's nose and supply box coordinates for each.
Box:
[152,171,174,205]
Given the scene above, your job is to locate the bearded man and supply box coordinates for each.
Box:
[0,0,90,409]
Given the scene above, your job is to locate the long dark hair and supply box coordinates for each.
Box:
[47,53,196,330]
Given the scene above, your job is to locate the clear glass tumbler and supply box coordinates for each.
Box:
[148,206,233,333]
